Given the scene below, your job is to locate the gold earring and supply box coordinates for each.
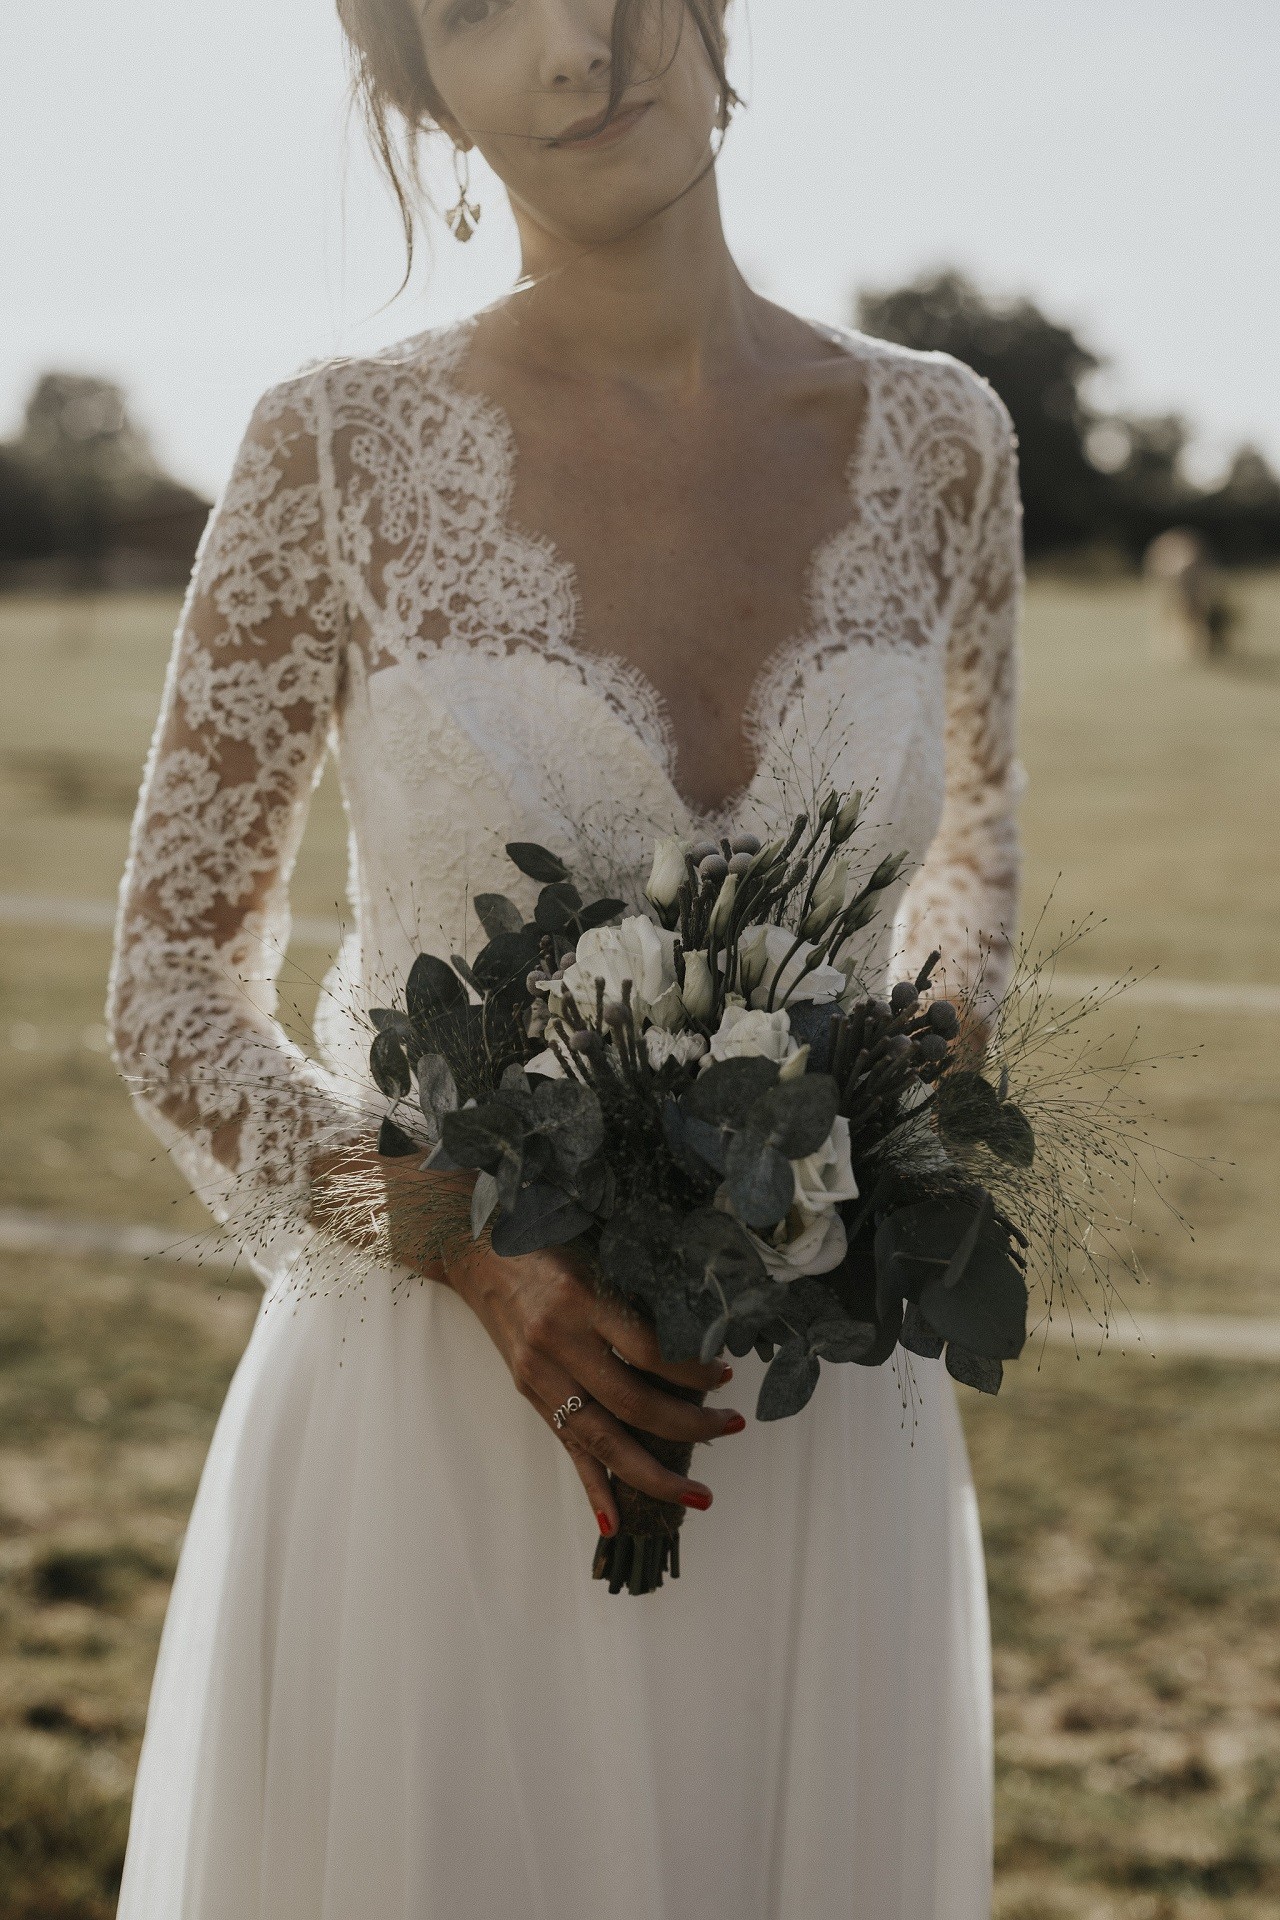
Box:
[446,145,481,243]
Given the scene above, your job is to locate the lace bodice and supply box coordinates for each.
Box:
[108,318,1023,1273]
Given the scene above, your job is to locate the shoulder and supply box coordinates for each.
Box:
[858,329,1016,467]
[773,311,1016,472]
[244,323,469,443]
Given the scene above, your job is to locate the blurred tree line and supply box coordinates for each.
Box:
[3,286,1279,586]
[856,270,1280,566]
[0,374,209,590]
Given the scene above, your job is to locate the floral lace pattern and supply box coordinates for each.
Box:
[108,319,1023,1263]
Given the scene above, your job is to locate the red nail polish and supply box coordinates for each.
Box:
[722,1412,747,1435]
[596,1511,615,1537]
[719,1365,734,1384]
[681,1490,713,1511]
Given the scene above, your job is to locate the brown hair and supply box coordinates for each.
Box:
[336,0,737,274]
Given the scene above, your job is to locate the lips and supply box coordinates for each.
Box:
[549,101,652,150]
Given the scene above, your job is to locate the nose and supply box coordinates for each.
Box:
[536,0,612,95]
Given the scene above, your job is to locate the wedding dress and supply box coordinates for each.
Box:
[107,316,1022,1920]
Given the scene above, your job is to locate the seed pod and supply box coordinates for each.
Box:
[728,852,753,875]
[928,1000,961,1038]
[697,853,729,882]
[890,981,920,1015]
[569,1029,595,1053]
[914,1031,949,1063]
[729,832,762,857]
[690,838,721,864]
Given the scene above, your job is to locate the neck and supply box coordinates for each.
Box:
[495,170,762,393]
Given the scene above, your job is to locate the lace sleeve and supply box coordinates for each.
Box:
[107,373,369,1276]
[893,385,1025,1016]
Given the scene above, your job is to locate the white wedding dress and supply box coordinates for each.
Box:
[107,316,1022,1920]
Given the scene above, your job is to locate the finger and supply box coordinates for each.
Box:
[571,1340,746,1446]
[560,1439,619,1538]
[591,1296,733,1393]
[530,1360,714,1510]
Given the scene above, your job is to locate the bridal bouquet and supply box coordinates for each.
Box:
[365,793,1043,1595]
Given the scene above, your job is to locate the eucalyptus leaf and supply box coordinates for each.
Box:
[945,1344,1004,1395]
[682,1055,779,1130]
[724,1130,796,1229]
[756,1339,821,1422]
[369,1008,413,1040]
[473,893,525,941]
[534,880,584,933]
[470,1170,500,1239]
[575,897,627,933]
[377,1116,419,1159]
[470,928,543,997]
[531,1077,605,1169]
[663,1101,727,1178]
[441,1099,528,1173]
[752,1075,839,1159]
[406,953,466,1023]
[784,999,840,1073]
[808,1318,878,1364]
[918,1230,1028,1360]
[505,841,571,886]
[490,1184,593,1258]
[370,1030,411,1100]
[674,1210,769,1298]
[416,1052,459,1125]
[987,1102,1036,1168]
[899,1300,945,1359]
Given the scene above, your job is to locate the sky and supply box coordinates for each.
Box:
[4,0,1277,497]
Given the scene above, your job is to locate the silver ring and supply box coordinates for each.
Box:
[552,1394,584,1432]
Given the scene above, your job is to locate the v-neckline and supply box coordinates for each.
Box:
[437,316,879,830]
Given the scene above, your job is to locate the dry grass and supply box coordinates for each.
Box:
[0,574,1277,1914]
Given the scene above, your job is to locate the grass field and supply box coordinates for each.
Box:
[0,574,1278,1917]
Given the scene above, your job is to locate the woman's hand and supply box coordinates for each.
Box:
[314,1148,744,1536]
[444,1233,743,1538]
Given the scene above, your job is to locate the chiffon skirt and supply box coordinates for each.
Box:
[115,1264,993,1920]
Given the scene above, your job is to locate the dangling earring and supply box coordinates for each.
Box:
[446,145,481,244]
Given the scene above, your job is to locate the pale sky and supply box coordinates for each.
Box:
[4,0,1277,497]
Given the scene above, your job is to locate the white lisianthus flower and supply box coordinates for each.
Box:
[800,858,850,940]
[679,949,715,1024]
[525,1046,566,1080]
[708,871,737,938]
[563,917,678,1022]
[707,1004,799,1067]
[754,1117,860,1279]
[646,983,687,1032]
[737,923,846,1010]
[645,835,690,911]
[644,1028,709,1071]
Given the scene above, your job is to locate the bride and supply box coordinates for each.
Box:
[107,1,1022,1913]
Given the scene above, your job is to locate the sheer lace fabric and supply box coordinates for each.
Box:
[109,319,1021,1256]
[110,319,1021,1920]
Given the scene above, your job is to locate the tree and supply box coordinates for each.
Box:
[0,373,209,586]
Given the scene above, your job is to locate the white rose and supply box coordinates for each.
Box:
[737,923,846,1011]
[707,1004,798,1067]
[563,916,678,1022]
[645,1028,709,1071]
[754,1117,859,1279]
[644,835,690,911]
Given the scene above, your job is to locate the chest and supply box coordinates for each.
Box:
[462,367,870,811]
